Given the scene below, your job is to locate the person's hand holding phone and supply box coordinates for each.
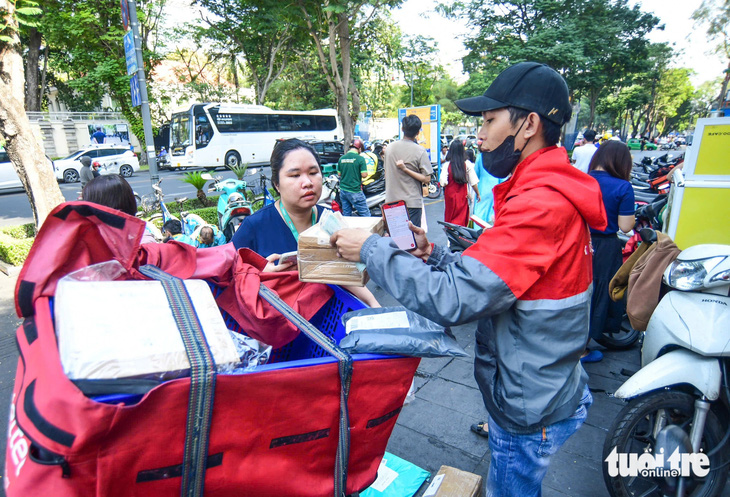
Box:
[263,253,296,273]
[406,221,433,261]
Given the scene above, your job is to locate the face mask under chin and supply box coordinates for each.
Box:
[481,118,530,179]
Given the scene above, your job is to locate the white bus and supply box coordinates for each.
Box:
[168,103,343,169]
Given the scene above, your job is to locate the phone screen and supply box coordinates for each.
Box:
[382,201,417,251]
[278,251,298,265]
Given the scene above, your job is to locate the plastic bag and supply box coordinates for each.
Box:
[225,331,272,373]
[63,260,129,282]
[339,307,468,358]
[360,452,430,497]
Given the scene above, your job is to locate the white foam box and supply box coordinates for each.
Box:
[298,216,384,286]
[422,465,483,497]
[54,279,239,380]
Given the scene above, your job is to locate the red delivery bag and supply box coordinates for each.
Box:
[5,202,419,497]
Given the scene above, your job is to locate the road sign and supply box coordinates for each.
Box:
[123,31,138,75]
[121,0,130,30]
[130,75,141,107]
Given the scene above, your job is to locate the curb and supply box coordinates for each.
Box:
[0,260,21,277]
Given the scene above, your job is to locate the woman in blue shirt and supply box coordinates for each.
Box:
[232,139,379,306]
[584,141,635,362]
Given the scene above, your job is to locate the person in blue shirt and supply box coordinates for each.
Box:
[232,138,379,307]
[584,141,635,363]
[471,152,502,225]
[91,126,106,144]
[162,219,196,246]
[194,224,226,248]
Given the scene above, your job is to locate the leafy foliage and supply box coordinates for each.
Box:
[227,163,248,180]
[181,170,210,205]
[0,224,36,266]
[194,0,310,105]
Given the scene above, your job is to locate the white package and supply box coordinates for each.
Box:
[55,279,239,380]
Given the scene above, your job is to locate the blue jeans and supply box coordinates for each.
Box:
[486,386,593,497]
[340,189,370,217]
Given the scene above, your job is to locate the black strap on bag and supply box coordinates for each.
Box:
[138,265,216,497]
[258,284,353,497]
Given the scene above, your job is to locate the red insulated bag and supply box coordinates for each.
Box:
[4,202,419,497]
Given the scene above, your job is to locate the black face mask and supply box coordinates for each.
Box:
[481,118,530,179]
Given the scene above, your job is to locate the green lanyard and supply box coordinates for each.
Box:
[279,202,317,242]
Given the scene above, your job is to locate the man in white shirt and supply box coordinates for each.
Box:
[572,129,597,174]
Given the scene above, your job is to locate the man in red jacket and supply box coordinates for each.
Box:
[332,62,607,496]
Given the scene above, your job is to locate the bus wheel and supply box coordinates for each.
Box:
[225,151,241,169]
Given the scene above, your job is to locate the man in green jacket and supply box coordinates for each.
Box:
[336,139,370,217]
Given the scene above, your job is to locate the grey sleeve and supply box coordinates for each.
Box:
[419,150,433,174]
[360,235,515,326]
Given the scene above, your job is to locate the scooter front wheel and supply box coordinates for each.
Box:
[427,180,442,199]
[594,315,641,350]
[603,390,727,497]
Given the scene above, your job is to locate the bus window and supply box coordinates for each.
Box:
[316,115,337,131]
[195,115,212,148]
[292,115,316,131]
[239,114,267,132]
[171,113,192,151]
[269,114,294,132]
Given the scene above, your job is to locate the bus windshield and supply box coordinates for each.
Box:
[170,112,192,149]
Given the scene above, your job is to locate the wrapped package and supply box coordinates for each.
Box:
[298,215,384,286]
[340,307,469,358]
[54,278,240,381]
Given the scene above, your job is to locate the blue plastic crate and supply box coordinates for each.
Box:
[215,284,383,372]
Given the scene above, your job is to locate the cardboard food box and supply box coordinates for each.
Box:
[55,279,240,381]
[422,465,483,497]
[298,216,384,286]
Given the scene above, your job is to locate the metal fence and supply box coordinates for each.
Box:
[26,111,126,122]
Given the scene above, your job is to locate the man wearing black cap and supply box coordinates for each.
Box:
[331,62,607,496]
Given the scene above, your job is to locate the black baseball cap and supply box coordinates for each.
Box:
[455,62,572,125]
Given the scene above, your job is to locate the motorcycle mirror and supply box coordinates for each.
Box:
[201,173,214,181]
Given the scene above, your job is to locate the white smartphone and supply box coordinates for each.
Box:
[382,200,417,251]
[278,250,298,265]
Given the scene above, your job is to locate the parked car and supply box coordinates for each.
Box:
[307,140,345,165]
[452,134,478,149]
[440,134,453,147]
[53,145,140,183]
[0,148,55,192]
[626,138,657,151]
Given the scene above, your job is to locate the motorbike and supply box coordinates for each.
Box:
[425,171,442,199]
[319,173,386,216]
[437,219,485,252]
[602,236,730,497]
[203,173,252,242]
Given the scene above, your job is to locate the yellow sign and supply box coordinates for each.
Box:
[674,187,730,248]
[407,107,432,124]
[694,125,730,176]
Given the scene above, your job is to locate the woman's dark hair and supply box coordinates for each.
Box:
[269,138,321,192]
[589,140,632,180]
[446,139,468,185]
[82,174,137,216]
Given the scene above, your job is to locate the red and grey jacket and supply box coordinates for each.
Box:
[361,146,607,433]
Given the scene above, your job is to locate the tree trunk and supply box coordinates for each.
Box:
[24,27,42,111]
[1,5,65,228]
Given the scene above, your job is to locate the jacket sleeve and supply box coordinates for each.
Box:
[360,235,515,327]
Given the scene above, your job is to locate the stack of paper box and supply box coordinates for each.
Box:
[298,216,384,286]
